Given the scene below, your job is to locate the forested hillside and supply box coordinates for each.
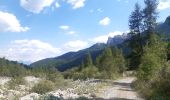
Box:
[0,58,28,77]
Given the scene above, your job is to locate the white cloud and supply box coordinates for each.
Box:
[158,0,170,10]
[92,31,123,43]
[68,31,76,35]
[66,0,86,9]
[20,0,55,14]
[60,25,69,30]
[0,11,29,32]
[99,17,111,26]
[90,8,103,13]
[64,40,88,51]
[59,26,76,35]
[0,40,61,62]
[97,8,103,13]
[55,2,60,8]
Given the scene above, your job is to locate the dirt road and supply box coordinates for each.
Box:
[96,77,143,100]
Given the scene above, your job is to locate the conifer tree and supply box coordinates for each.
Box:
[143,0,158,33]
[128,3,144,69]
[96,47,119,78]
[129,3,143,35]
[112,47,126,73]
[84,52,93,67]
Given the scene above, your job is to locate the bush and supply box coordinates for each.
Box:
[8,76,25,89]
[135,34,170,99]
[46,72,64,82]
[0,58,27,77]
[71,66,101,80]
[81,66,100,79]
[31,80,55,94]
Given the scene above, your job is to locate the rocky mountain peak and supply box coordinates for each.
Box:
[165,16,170,25]
[107,33,129,46]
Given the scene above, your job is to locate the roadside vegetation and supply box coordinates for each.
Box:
[64,47,126,80]
[128,0,170,99]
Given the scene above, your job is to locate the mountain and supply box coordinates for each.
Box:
[31,16,170,72]
[31,33,130,72]
[107,33,130,46]
[31,34,130,72]
[157,16,170,35]
[31,43,107,71]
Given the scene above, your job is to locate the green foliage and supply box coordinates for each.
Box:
[30,66,67,90]
[128,0,159,70]
[167,42,170,60]
[96,47,126,79]
[128,1,170,99]
[136,34,170,99]
[143,0,158,32]
[84,52,93,67]
[31,80,55,94]
[80,66,100,79]
[137,34,166,80]
[96,47,117,79]
[0,58,27,77]
[129,3,143,34]
[69,66,100,80]
[66,52,103,80]
[112,47,126,73]
[127,35,143,70]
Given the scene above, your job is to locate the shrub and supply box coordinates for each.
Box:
[7,76,26,89]
[31,80,55,94]
[71,66,101,80]
[135,34,170,99]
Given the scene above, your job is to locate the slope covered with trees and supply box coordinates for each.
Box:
[64,46,126,80]
[0,57,28,77]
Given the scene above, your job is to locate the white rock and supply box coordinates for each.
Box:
[24,76,41,87]
[0,89,3,94]
[20,93,40,100]
[0,77,11,86]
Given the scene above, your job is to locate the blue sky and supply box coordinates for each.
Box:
[0,0,170,63]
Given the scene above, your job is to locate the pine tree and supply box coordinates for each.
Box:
[96,47,119,79]
[112,47,126,73]
[138,34,166,81]
[79,61,85,71]
[129,2,143,52]
[129,3,143,35]
[143,0,158,33]
[84,52,93,67]
[78,52,99,79]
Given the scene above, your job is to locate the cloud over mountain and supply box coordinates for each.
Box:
[0,40,61,62]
